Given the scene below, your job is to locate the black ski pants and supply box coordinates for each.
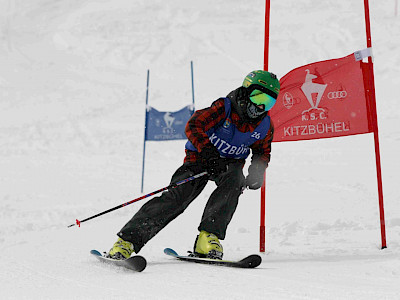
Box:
[117,161,245,253]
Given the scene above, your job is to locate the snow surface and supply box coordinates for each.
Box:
[1,0,399,299]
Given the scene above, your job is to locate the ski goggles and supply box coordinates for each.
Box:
[249,89,277,112]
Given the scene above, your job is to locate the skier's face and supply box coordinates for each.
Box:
[244,85,277,119]
[248,88,277,112]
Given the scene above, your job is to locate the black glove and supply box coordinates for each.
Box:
[200,146,228,176]
[245,160,267,190]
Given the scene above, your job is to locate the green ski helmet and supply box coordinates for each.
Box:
[241,70,280,118]
[243,70,280,98]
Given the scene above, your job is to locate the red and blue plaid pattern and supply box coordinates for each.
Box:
[184,98,274,165]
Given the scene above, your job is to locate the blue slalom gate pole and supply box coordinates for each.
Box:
[191,61,195,110]
[141,70,150,193]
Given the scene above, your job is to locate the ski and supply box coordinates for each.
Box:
[164,248,262,268]
[90,250,147,272]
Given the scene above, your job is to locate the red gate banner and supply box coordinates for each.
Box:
[270,51,373,142]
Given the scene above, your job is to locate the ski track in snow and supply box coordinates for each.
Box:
[0,0,399,299]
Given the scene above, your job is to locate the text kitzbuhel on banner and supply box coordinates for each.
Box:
[270,50,374,142]
[145,105,194,141]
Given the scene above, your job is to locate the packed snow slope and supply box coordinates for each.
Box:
[0,0,399,299]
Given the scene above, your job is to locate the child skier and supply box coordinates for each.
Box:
[108,70,280,260]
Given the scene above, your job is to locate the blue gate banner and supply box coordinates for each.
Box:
[145,105,194,141]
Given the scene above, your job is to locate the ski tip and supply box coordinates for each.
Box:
[164,248,179,256]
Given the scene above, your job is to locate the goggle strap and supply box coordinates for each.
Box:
[248,84,278,99]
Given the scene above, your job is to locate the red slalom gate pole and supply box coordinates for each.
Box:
[68,171,208,228]
[263,0,270,71]
[260,173,267,252]
[363,0,387,249]
[260,0,271,253]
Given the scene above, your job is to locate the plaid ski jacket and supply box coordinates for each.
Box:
[184,98,274,165]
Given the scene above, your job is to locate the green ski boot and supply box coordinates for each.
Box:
[107,238,134,260]
[193,230,223,260]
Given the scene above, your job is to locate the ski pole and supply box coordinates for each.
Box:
[67,171,208,228]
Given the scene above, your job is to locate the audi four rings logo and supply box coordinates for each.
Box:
[327,91,347,99]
